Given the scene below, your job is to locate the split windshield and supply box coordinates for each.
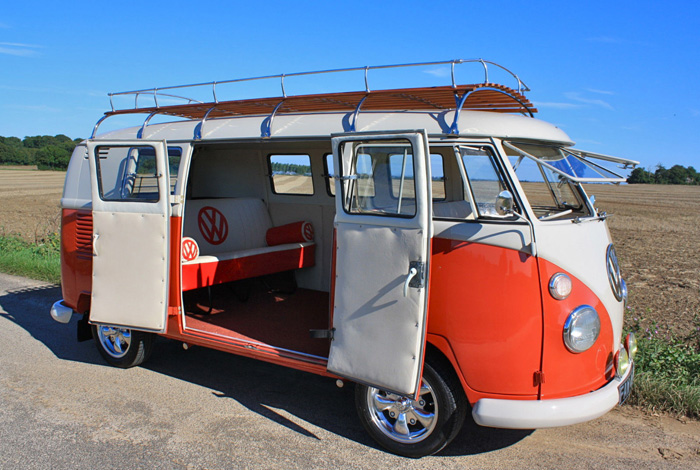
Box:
[504,142,593,220]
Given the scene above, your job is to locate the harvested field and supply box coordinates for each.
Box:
[1,168,697,337]
[0,168,64,242]
[585,184,700,336]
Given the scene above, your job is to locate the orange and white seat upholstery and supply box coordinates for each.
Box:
[180,198,315,291]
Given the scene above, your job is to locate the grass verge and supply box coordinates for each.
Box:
[627,316,700,418]
[0,235,60,284]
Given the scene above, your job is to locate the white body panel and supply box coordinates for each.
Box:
[97,110,573,145]
[535,219,623,348]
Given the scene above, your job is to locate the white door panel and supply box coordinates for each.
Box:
[328,131,432,397]
[87,140,170,332]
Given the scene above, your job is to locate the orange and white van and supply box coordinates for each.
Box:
[50,60,638,457]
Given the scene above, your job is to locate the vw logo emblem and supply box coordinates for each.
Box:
[198,206,229,245]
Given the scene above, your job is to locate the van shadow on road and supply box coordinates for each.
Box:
[0,283,532,457]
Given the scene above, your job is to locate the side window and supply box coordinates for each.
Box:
[460,146,509,217]
[341,141,415,217]
[269,154,314,195]
[95,145,161,202]
[324,153,336,196]
[430,154,445,200]
[167,147,182,195]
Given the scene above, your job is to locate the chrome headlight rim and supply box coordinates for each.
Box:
[563,305,601,354]
[549,273,572,300]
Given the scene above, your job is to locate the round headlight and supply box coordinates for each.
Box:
[549,273,572,300]
[617,345,630,377]
[625,332,637,361]
[563,305,601,353]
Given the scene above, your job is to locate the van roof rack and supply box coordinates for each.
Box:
[94,60,538,138]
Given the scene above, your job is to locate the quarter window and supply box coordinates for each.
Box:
[269,154,314,195]
[460,146,509,217]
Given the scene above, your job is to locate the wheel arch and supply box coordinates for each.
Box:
[425,334,474,404]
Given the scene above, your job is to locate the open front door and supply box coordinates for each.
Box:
[328,131,432,397]
[86,140,170,332]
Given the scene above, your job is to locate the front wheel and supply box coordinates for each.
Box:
[92,324,154,368]
[355,358,467,458]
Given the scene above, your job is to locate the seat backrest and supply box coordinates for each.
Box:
[183,198,273,255]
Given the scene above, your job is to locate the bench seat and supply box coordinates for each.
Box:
[181,197,315,291]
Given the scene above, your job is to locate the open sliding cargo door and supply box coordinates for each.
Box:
[328,131,432,397]
[86,140,171,332]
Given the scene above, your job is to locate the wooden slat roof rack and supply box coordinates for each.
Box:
[93,59,538,138]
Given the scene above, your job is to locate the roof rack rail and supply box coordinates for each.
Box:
[107,59,529,112]
[92,59,537,139]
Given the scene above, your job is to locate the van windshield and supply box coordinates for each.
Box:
[503,142,592,221]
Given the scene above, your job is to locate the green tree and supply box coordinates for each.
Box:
[627,167,654,184]
[35,145,71,170]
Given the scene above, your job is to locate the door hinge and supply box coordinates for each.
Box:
[169,195,184,205]
[533,370,545,386]
[310,328,335,340]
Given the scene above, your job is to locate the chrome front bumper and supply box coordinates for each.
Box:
[471,363,634,429]
[50,300,73,324]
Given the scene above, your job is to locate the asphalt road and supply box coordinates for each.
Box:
[1,272,698,469]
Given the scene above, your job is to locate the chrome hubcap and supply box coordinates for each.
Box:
[366,380,437,443]
[96,326,132,359]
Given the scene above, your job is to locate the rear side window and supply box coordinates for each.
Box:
[269,154,314,195]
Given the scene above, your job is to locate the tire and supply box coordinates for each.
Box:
[355,357,467,458]
[92,324,154,368]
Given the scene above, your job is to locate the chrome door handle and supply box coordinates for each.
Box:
[403,267,418,297]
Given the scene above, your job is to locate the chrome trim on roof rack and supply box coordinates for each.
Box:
[107,59,531,112]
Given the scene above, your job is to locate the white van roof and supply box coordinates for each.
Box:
[96,110,573,145]
[91,60,573,145]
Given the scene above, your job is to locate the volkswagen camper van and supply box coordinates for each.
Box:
[50,60,638,457]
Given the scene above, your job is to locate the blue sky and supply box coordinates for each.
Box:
[1,0,698,171]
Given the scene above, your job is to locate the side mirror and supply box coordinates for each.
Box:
[496,190,515,216]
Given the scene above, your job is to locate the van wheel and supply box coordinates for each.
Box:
[355,359,467,458]
[92,324,154,368]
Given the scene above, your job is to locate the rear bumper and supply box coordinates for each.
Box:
[472,363,634,429]
[50,300,74,324]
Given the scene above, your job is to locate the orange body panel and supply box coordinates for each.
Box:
[427,237,542,398]
[60,209,93,312]
[538,258,614,399]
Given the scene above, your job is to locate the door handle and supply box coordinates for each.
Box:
[403,267,418,297]
[93,233,99,256]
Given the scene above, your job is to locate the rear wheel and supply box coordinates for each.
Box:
[92,324,154,368]
[355,358,467,458]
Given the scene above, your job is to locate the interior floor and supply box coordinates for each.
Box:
[182,274,331,359]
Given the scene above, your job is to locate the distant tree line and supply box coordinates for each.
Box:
[271,162,311,175]
[0,135,81,170]
[627,165,699,185]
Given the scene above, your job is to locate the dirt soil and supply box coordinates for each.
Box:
[0,168,65,242]
[586,184,700,336]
